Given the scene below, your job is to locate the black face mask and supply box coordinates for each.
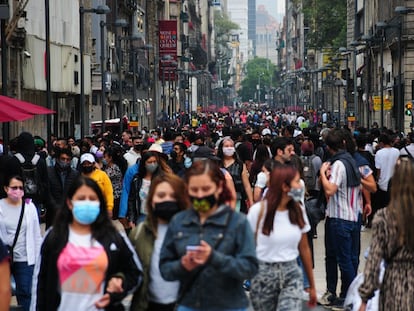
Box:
[190,193,217,213]
[251,139,262,146]
[170,150,178,160]
[153,201,180,221]
[134,144,143,152]
[81,165,94,174]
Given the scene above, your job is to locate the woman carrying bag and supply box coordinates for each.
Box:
[0,175,42,311]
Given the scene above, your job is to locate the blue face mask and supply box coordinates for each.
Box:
[184,157,192,169]
[287,187,305,203]
[72,200,101,225]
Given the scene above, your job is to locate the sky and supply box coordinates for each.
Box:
[256,0,285,20]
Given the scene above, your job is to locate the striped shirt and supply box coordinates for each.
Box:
[326,160,362,222]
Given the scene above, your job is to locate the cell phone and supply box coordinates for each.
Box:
[186,245,200,251]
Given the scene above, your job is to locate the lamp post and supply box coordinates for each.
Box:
[132,44,153,118]
[375,22,387,128]
[395,6,412,130]
[339,47,352,126]
[79,5,110,138]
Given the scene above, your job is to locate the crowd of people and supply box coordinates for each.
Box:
[0,108,413,311]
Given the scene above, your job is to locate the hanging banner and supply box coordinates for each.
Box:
[372,96,393,111]
[159,20,177,81]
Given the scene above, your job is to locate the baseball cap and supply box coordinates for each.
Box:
[192,146,220,161]
[261,128,272,136]
[80,153,95,164]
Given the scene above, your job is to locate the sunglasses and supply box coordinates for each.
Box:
[9,186,24,190]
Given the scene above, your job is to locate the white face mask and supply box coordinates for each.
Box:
[222,147,235,157]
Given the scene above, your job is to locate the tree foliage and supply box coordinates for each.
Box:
[303,0,346,50]
[214,10,240,41]
[239,57,277,102]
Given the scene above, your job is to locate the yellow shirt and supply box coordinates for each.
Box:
[84,169,114,212]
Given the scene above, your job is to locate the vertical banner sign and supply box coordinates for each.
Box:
[159,20,177,81]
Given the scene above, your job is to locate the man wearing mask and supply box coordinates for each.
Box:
[80,153,114,217]
[124,135,144,167]
[167,142,187,177]
[45,148,79,228]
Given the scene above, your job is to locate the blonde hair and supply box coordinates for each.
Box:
[389,158,414,251]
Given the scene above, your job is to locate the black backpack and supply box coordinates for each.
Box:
[14,153,41,197]
[300,154,317,192]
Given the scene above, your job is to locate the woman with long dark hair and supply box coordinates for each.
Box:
[247,163,317,310]
[127,147,172,224]
[31,176,142,311]
[359,158,414,310]
[159,160,258,311]
[129,174,190,311]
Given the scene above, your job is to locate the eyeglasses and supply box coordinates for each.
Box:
[9,186,24,190]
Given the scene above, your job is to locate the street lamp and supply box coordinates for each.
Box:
[132,44,153,120]
[395,6,411,129]
[100,18,128,134]
[79,4,110,138]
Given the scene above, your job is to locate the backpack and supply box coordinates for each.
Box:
[300,155,317,192]
[15,153,41,197]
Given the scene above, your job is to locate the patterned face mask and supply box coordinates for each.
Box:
[190,193,217,213]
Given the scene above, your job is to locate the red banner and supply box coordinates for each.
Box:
[159,20,177,81]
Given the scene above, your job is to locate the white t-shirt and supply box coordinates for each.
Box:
[148,223,179,304]
[255,172,267,189]
[247,200,310,263]
[375,147,400,191]
[57,228,108,311]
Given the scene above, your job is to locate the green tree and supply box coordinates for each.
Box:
[214,11,240,86]
[303,0,346,51]
[239,57,277,102]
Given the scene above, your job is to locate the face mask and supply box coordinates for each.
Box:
[72,200,100,225]
[146,163,159,173]
[57,160,70,170]
[184,157,192,168]
[102,159,108,166]
[153,201,180,221]
[287,187,305,203]
[152,135,159,140]
[251,139,262,146]
[81,165,94,174]
[95,151,104,159]
[134,144,143,152]
[170,150,178,160]
[190,193,217,213]
[7,188,24,201]
[222,147,235,157]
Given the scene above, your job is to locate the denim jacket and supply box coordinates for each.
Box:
[159,205,258,310]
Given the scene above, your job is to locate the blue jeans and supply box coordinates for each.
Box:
[12,261,34,311]
[176,306,247,311]
[297,257,310,289]
[325,217,360,298]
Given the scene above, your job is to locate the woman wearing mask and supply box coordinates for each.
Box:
[0,175,42,311]
[31,176,142,311]
[247,163,317,310]
[217,137,253,213]
[80,153,114,217]
[128,145,171,224]
[253,159,274,202]
[159,160,258,311]
[129,174,190,311]
[103,147,127,220]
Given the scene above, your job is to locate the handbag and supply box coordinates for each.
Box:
[304,190,327,228]
[8,200,25,271]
